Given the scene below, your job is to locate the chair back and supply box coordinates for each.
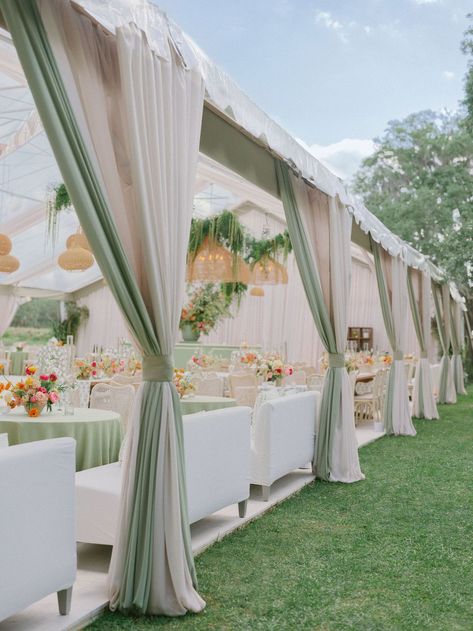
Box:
[90,383,135,433]
[307,373,325,393]
[228,372,257,397]
[112,373,141,390]
[196,376,224,397]
[234,385,258,407]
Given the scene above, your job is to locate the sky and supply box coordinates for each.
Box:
[156,0,471,181]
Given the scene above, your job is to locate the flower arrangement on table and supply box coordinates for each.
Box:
[75,358,98,380]
[180,284,232,339]
[15,341,25,352]
[9,366,65,417]
[240,351,259,367]
[190,353,217,369]
[256,353,293,383]
[0,381,15,412]
[378,352,393,366]
[319,351,360,373]
[173,369,196,398]
[99,355,124,377]
[127,357,142,375]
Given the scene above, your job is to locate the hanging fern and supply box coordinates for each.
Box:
[46,183,72,247]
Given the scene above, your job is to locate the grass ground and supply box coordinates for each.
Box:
[89,387,473,630]
[1,327,51,347]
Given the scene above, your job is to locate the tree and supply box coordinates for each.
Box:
[354,110,473,294]
[461,13,473,134]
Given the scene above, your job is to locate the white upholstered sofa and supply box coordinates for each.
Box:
[75,406,251,545]
[0,438,76,622]
[250,391,321,500]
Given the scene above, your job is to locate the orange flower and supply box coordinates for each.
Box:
[17,382,25,390]
[28,407,40,417]
[0,383,3,393]
[4,382,11,390]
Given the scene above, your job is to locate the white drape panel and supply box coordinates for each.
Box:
[39,0,205,614]
[0,293,19,336]
[290,174,363,483]
[452,300,467,395]
[411,269,439,419]
[391,256,416,435]
[327,196,363,482]
[76,284,131,356]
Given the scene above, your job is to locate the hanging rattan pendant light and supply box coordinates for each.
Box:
[187,236,235,283]
[0,233,20,273]
[59,227,94,272]
[58,246,94,272]
[250,286,265,297]
[252,255,288,285]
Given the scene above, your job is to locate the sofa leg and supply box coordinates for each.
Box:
[261,485,271,502]
[57,586,72,615]
[238,498,248,518]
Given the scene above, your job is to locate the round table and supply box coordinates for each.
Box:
[0,407,122,471]
[180,395,236,415]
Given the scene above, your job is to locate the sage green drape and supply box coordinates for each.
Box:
[0,0,203,615]
[275,160,363,483]
[450,299,466,395]
[406,268,438,419]
[372,238,415,435]
[432,282,456,404]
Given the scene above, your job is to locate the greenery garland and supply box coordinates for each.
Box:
[47,183,72,246]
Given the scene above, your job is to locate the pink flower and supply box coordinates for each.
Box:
[38,386,47,393]
[91,361,97,368]
[92,370,97,377]
[30,395,38,403]
[49,392,59,403]
[49,373,58,382]
[285,367,293,376]
[39,374,49,382]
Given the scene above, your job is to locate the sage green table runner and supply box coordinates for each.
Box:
[180,395,237,415]
[0,407,122,471]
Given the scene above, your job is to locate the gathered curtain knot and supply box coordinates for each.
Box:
[142,354,174,382]
[328,353,345,369]
[393,351,404,361]
[420,351,428,359]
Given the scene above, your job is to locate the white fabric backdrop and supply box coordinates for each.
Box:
[0,293,19,337]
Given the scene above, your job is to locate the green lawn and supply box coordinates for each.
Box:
[89,388,473,630]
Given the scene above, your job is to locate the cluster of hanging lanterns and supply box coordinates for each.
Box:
[0,233,20,273]
[58,228,95,272]
[186,237,288,296]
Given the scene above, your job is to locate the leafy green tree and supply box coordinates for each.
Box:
[354,110,473,294]
[354,110,473,377]
[461,13,473,134]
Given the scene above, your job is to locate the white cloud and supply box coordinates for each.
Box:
[314,10,348,43]
[442,70,455,80]
[414,0,438,4]
[297,137,376,181]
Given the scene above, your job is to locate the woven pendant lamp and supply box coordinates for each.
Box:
[250,286,265,297]
[252,255,288,285]
[66,228,91,252]
[186,236,236,282]
[58,246,94,272]
[0,233,20,273]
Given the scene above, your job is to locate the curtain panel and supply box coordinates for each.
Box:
[432,283,456,404]
[0,292,19,337]
[275,160,364,483]
[372,240,416,436]
[406,268,439,419]
[450,299,467,395]
[1,0,205,616]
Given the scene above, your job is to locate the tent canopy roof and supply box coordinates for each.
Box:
[0,2,463,304]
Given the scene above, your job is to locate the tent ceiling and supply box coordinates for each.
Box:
[0,6,462,303]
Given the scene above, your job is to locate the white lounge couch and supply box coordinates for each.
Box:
[0,438,76,622]
[250,391,321,500]
[75,406,251,545]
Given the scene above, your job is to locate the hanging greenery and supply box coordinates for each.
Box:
[46,183,72,246]
[245,230,292,267]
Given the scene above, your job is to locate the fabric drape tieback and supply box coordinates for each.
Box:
[142,355,174,382]
[420,351,428,359]
[328,353,345,369]
[393,351,404,361]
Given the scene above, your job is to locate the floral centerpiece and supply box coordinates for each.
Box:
[190,353,216,369]
[240,351,259,367]
[15,341,25,352]
[256,353,293,384]
[99,355,123,377]
[378,352,393,366]
[75,358,98,380]
[173,369,196,398]
[10,366,65,417]
[180,284,232,342]
[0,381,15,412]
[127,357,142,375]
